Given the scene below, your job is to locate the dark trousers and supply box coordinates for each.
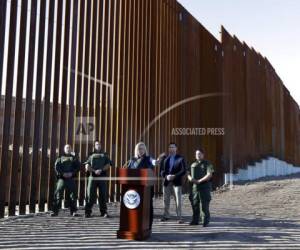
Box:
[53,178,77,214]
[149,187,154,230]
[189,188,211,224]
[85,176,108,215]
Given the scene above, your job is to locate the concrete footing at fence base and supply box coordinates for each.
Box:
[224,157,300,184]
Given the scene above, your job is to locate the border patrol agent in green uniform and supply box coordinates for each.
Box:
[188,149,214,226]
[84,140,112,218]
[51,144,80,217]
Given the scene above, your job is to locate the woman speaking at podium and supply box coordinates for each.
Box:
[125,142,155,230]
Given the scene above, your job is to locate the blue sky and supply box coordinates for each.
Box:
[178,0,300,106]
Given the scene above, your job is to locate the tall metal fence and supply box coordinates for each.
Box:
[0,0,299,217]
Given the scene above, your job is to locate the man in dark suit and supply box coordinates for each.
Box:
[160,142,187,223]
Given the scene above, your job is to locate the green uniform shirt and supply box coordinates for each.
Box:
[190,160,214,190]
[55,154,80,178]
[85,151,110,176]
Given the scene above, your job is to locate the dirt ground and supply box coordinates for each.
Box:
[213,173,300,221]
[0,173,299,249]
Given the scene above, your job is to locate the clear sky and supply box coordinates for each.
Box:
[178,0,300,107]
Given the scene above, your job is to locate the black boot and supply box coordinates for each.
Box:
[203,219,209,227]
[50,212,58,217]
[50,203,59,217]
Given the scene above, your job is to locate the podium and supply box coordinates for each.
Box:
[117,168,155,240]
